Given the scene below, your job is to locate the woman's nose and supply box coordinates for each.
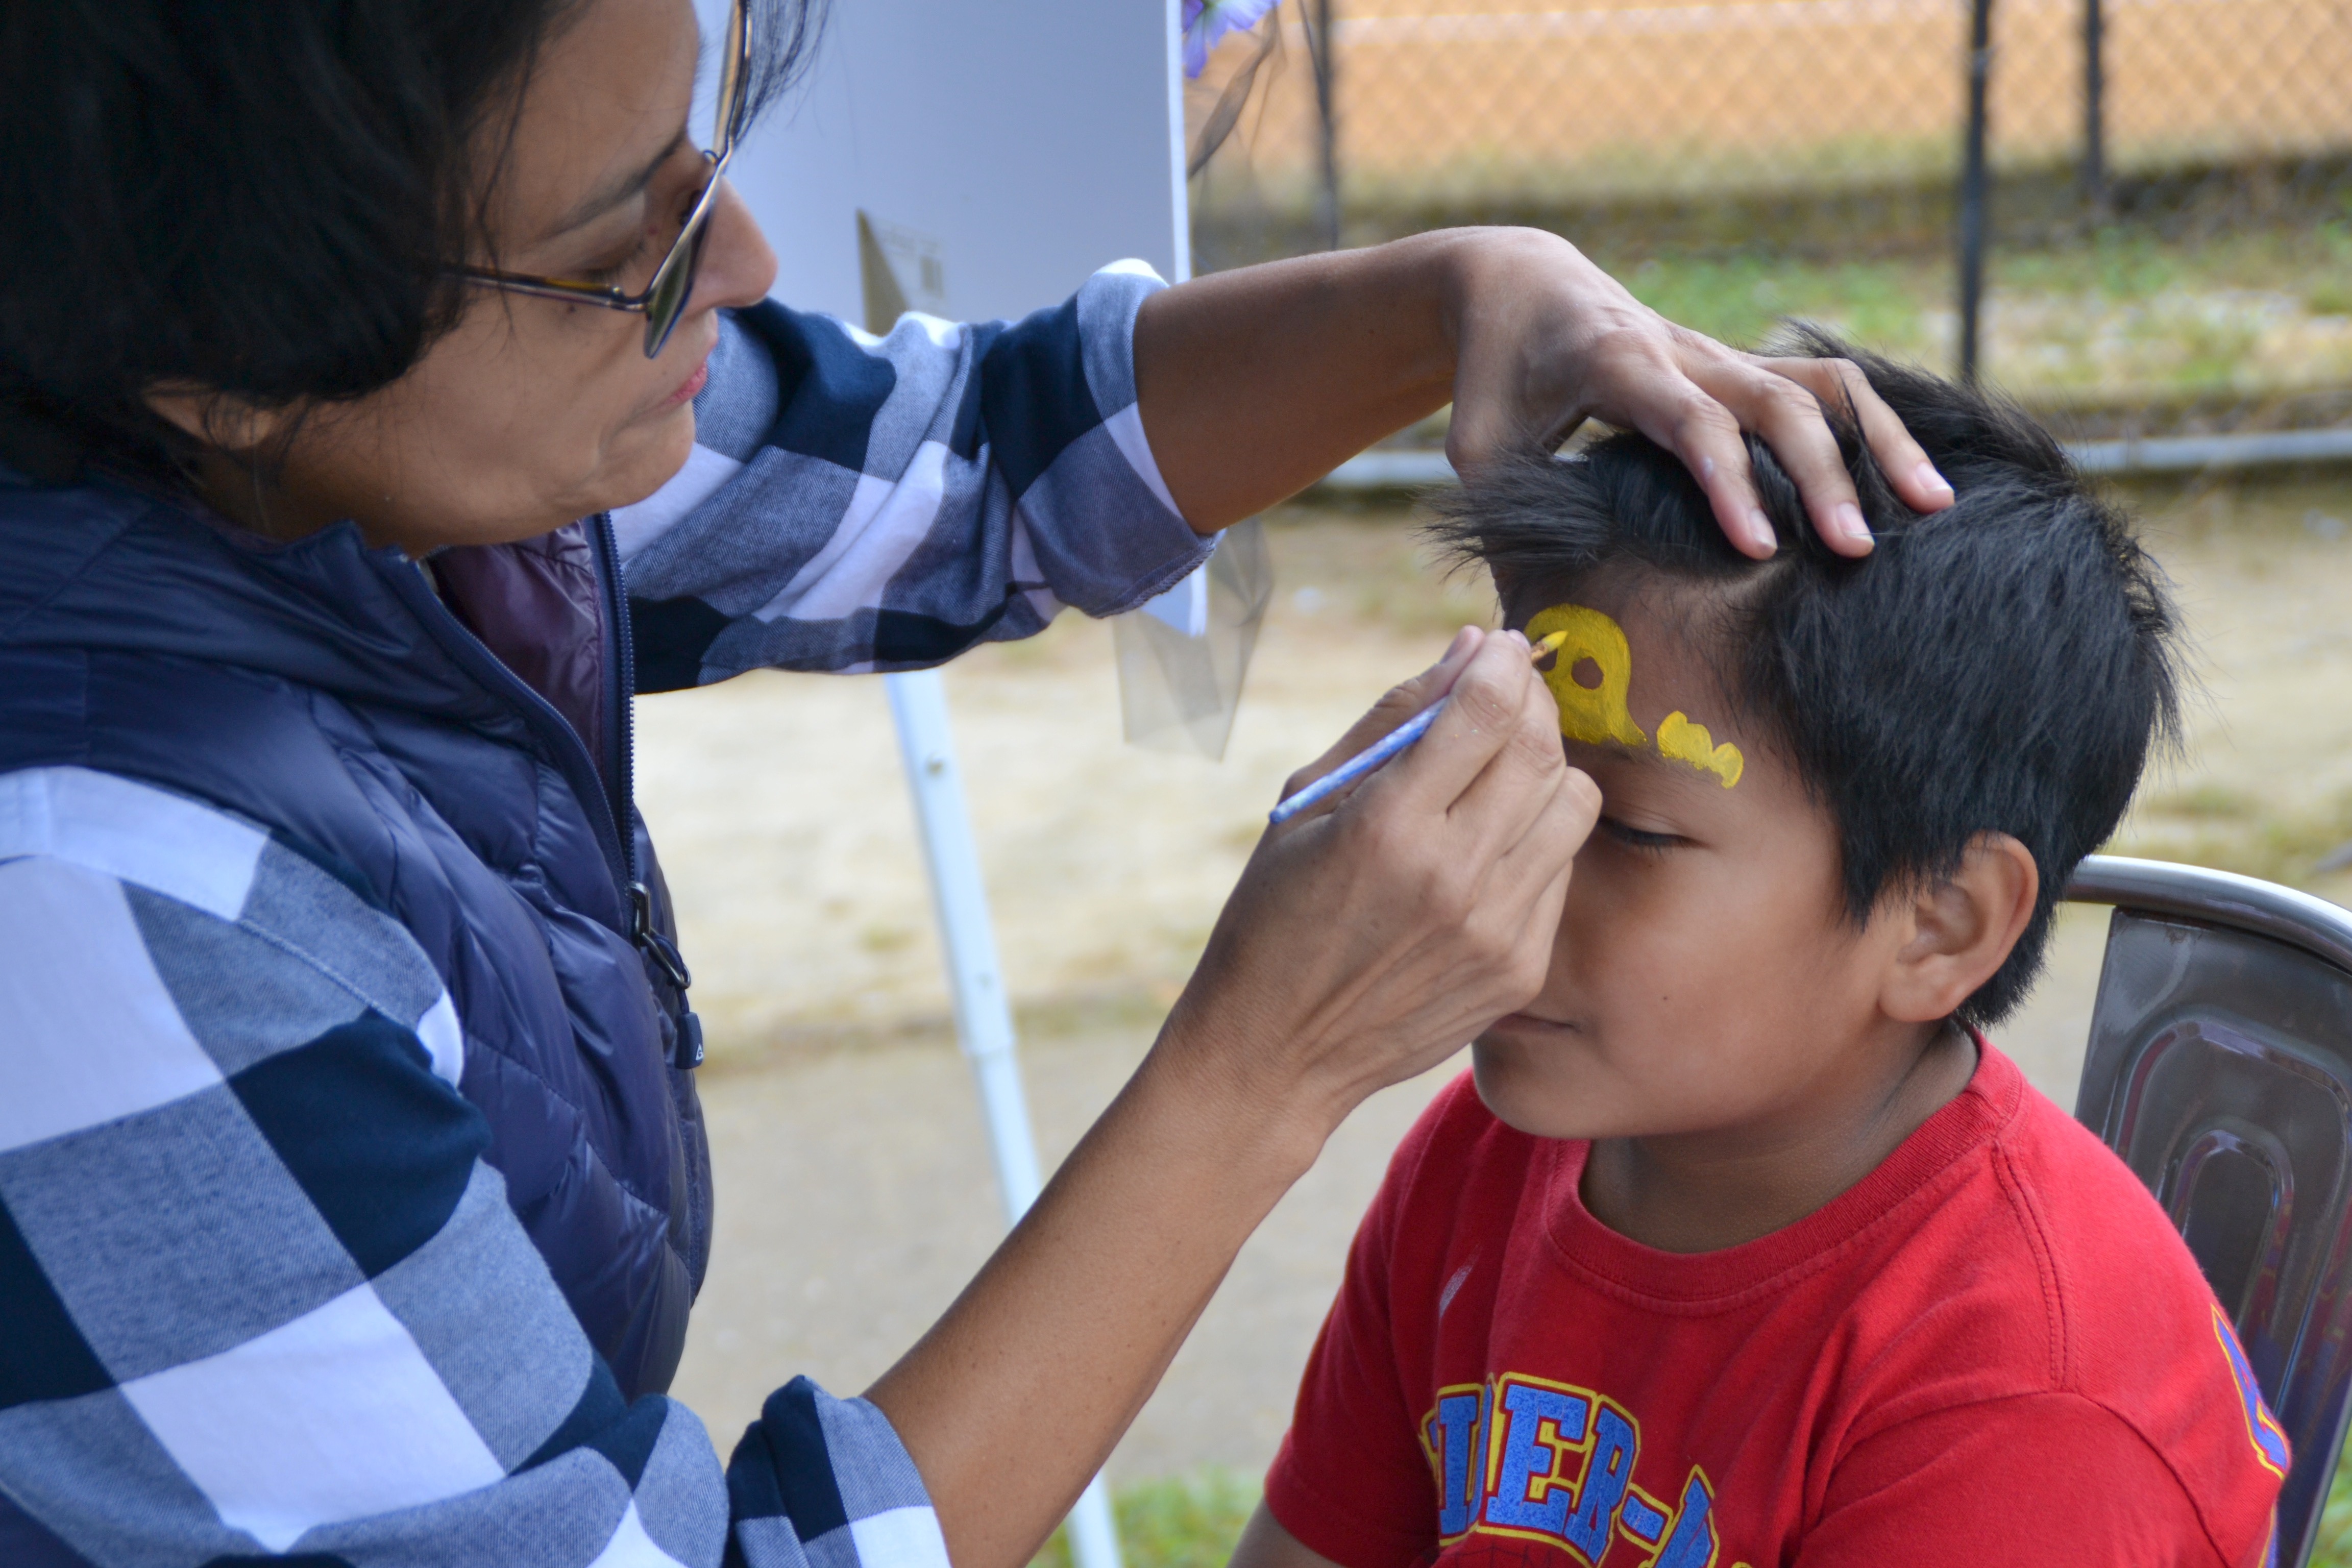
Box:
[690,180,777,318]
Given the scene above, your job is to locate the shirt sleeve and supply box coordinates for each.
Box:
[1799,1393,2261,1568]
[0,765,950,1568]
[612,261,1213,691]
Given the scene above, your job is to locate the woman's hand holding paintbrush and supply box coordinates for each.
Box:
[1269,626,1574,824]
[1173,624,1596,1125]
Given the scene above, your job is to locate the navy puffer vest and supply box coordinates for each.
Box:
[0,468,709,1401]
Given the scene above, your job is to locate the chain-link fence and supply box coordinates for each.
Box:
[1186,0,2352,445]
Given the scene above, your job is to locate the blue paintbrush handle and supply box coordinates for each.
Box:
[1267,698,1447,825]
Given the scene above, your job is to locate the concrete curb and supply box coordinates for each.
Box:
[1315,426,2352,492]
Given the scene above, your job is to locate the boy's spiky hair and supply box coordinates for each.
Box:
[1424,330,2182,1026]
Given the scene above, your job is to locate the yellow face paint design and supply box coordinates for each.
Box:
[1656,711,1745,789]
[1525,603,1647,748]
[1528,602,1746,788]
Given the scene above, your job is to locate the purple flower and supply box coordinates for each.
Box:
[1183,0,1282,78]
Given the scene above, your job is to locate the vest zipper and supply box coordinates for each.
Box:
[381,533,695,1050]
[593,513,693,1002]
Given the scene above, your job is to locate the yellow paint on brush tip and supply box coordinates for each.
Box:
[1525,603,1648,748]
[1657,711,1745,788]
[1527,627,1572,664]
[1526,602,1746,787]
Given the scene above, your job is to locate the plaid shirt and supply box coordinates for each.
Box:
[0,264,1198,1565]
[620,259,1208,685]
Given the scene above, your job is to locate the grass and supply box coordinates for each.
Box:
[2118,784,2352,889]
[1028,1472,1262,1568]
[1613,250,1945,361]
[2305,1438,2352,1566]
[1591,222,2352,408]
[2319,1447,2352,1566]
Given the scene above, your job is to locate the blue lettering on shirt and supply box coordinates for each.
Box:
[1654,1469,1718,1568]
[1426,1388,1487,1538]
[1421,1379,1735,1567]
[1564,1407,1636,1559]
[1485,1380,1590,1539]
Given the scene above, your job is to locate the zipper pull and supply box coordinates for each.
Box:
[627,881,693,993]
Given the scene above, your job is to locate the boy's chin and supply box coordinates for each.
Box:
[1469,1037,1613,1142]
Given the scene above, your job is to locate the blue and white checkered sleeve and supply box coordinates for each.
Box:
[614,261,1212,690]
[0,766,946,1568]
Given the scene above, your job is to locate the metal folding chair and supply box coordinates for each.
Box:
[2068,854,2352,1566]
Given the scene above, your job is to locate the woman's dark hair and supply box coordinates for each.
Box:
[0,0,822,486]
[1426,332,2183,1027]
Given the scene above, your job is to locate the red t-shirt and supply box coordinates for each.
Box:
[1267,1042,2286,1568]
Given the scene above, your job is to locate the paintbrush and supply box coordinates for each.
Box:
[1267,628,1571,825]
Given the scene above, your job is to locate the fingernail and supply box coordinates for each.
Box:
[1748,509,1776,554]
[1835,501,1870,542]
[1914,460,1954,498]
[1433,626,1477,669]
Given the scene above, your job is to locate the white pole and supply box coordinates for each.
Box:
[885,669,1125,1568]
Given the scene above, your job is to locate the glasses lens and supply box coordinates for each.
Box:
[642,206,712,358]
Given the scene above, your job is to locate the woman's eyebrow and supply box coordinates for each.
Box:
[541,127,691,242]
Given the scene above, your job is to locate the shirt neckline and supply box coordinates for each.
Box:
[1539,1034,2024,1310]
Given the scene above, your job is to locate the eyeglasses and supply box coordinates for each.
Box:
[457,0,750,359]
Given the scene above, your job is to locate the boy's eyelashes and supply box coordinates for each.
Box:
[1596,816,1682,854]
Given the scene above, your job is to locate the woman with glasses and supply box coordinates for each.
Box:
[0,3,1951,1565]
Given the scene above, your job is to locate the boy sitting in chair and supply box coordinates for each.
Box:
[1237,341,2287,1568]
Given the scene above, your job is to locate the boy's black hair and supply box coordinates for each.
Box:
[1425,330,2182,1027]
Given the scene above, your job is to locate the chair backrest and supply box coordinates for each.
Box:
[2068,854,2352,1567]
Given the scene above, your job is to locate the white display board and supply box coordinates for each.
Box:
[708,9,1195,1568]
[724,0,1190,321]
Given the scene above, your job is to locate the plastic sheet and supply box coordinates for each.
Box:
[1112,518,1273,760]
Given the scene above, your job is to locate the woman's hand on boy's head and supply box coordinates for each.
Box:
[1439,228,1956,561]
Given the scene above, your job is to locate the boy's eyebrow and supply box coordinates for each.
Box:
[1570,738,1661,767]
[1570,735,1734,788]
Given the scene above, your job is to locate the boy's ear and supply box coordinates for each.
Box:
[1878,832,2039,1025]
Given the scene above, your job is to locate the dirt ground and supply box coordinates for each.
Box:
[1193,0,2352,188]
[644,472,2352,1480]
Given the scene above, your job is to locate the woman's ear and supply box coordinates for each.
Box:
[1879,832,2040,1024]
[143,386,292,454]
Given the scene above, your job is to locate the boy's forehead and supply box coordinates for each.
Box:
[1514,591,1750,792]
[1505,582,1684,680]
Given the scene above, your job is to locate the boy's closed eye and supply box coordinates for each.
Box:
[1597,816,1681,854]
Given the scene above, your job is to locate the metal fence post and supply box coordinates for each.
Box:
[1957,0,1997,383]
[2082,0,2108,213]
[1308,0,1341,250]
[885,669,1125,1568]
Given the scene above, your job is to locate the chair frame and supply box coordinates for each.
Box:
[2066,854,2352,1566]
[2069,854,2352,974]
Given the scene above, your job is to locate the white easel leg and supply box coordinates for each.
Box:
[887,670,1126,1568]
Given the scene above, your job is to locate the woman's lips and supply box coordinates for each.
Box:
[663,359,710,409]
